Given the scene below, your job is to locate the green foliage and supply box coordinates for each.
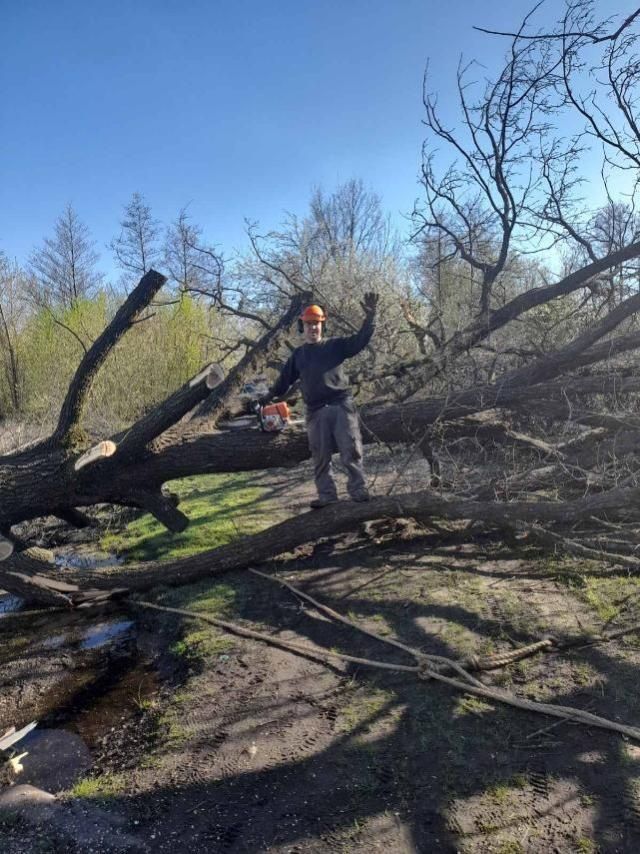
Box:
[14,289,229,430]
[89,292,211,428]
[20,297,107,421]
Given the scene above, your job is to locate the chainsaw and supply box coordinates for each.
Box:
[218,395,302,432]
[253,401,291,432]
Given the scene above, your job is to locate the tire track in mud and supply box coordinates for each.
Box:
[595,785,640,839]
[527,759,551,799]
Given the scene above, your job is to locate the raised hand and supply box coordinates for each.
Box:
[361,291,379,316]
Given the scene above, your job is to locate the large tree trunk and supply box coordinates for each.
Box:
[4,482,640,607]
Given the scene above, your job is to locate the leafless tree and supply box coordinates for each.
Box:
[243,180,416,398]
[109,192,161,285]
[29,203,103,308]
[0,254,28,412]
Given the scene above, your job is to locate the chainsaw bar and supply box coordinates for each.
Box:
[218,416,305,431]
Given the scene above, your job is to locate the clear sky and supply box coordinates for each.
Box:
[0,0,633,279]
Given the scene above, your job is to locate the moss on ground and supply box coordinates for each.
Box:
[337,686,398,735]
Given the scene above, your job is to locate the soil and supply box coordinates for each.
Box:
[2,451,640,852]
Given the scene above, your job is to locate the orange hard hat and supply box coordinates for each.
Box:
[301,304,327,323]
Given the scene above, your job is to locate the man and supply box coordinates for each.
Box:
[262,293,378,509]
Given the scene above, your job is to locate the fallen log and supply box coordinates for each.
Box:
[6,485,640,607]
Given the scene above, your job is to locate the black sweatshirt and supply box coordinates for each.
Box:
[269,313,375,412]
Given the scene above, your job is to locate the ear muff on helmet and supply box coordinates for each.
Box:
[298,318,328,334]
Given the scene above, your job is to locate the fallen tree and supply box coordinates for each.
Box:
[4,3,640,607]
[2,251,640,607]
[28,483,640,602]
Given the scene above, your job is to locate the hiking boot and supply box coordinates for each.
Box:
[309,497,338,510]
[351,491,370,503]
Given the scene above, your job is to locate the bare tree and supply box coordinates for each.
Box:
[0,254,28,412]
[110,192,161,285]
[243,180,416,397]
[163,209,222,297]
[29,204,103,308]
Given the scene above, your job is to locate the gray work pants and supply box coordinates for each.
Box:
[306,400,367,501]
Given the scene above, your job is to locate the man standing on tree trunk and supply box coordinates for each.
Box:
[261,293,378,509]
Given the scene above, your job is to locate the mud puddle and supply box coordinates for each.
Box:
[0,535,168,793]
[0,605,163,795]
[52,658,161,748]
[40,618,135,652]
[12,658,162,794]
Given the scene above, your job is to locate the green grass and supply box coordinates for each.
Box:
[454,696,495,718]
[170,627,235,659]
[101,472,279,665]
[158,578,241,661]
[494,843,525,854]
[101,472,278,562]
[554,565,640,627]
[485,776,528,805]
[70,772,126,799]
[582,579,619,624]
[161,577,237,611]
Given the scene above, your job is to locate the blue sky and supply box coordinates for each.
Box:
[0,0,633,278]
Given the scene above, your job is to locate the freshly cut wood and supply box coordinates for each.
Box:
[73,440,117,471]
[205,363,225,389]
[188,362,225,388]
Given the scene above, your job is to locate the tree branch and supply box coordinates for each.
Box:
[53,269,167,442]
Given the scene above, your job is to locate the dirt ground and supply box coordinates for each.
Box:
[3,452,640,852]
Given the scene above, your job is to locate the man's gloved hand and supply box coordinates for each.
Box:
[361,291,379,316]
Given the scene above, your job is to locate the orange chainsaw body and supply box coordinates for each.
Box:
[260,402,290,432]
